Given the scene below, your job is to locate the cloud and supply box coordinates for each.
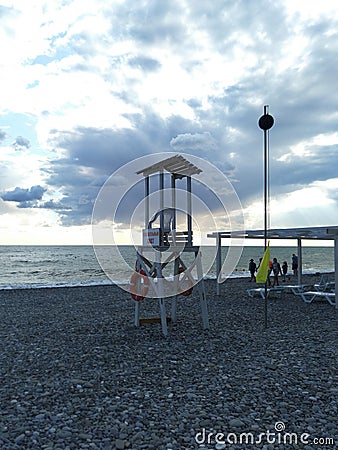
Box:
[128,56,161,72]
[1,185,46,203]
[0,130,7,142]
[38,199,72,210]
[1,0,338,240]
[170,132,219,153]
[42,111,217,225]
[13,136,30,150]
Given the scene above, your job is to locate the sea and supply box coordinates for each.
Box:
[0,245,334,290]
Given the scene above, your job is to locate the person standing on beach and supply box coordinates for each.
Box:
[292,253,298,276]
[282,260,288,282]
[249,258,257,282]
[266,260,272,286]
[272,257,282,287]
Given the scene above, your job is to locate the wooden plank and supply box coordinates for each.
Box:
[139,317,171,324]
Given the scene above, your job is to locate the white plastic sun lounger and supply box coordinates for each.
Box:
[313,274,335,292]
[247,287,283,299]
[247,284,311,299]
[313,281,335,292]
[278,284,313,295]
[296,291,336,305]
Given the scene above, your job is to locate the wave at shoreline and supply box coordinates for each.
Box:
[0,269,333,291]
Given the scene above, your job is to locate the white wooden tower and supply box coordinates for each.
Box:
[131,154,209,336]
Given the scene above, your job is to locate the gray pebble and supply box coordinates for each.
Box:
[229,418,245,428]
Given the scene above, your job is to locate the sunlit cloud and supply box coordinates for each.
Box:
[1,0,338,243]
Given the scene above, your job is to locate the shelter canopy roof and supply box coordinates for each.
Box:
[136,154,202,178]
[208,226,338,240]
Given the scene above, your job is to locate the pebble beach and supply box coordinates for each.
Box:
[0,274,337,450]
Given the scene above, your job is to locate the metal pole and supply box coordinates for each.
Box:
[171,174,176,230]
[216,233,221,296]
[258,106,274,329]
[160,170,164,245]
[187,176,192,246]
[145,175,150,228]
[297,238,302,285]
[171,174,177,245]
[263,119,268,329]
[263,106,268,251]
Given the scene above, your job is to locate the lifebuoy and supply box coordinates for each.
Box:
[130,269,150,301]
[178,267,193,297]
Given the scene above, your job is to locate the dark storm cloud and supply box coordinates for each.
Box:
[44,114,203,224]
[48,196,93,226]
[39,199,72,210]
[1,185,46,203]
[271,145,338,191]
[44,108,221,223]
[45,101,239,226]
[45,83,338,226]
[41,160,104,225]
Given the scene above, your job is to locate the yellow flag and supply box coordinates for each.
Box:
[256,242,270,284]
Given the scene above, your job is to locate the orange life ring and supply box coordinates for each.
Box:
[178,267,193,297]
[130,269,150,301]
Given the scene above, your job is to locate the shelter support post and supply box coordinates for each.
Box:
[216,233,221,295]
[297,238,302,285]
[335,236,338,312]
[326,228,338,311]
[145,176,150,227]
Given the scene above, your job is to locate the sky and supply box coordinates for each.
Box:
[1,0,338,245]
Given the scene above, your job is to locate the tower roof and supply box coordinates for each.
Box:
[136,154,202,178]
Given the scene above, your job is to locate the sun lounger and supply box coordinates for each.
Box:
[277,284,313,295]
[247,284,311,299]
[296,291,336,305]
[247,287,283,299]
[313,281,335,292]
[313,275,335,292]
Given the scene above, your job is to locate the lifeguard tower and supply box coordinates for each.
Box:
[130,154,209,336]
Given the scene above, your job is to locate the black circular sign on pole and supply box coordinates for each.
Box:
[258,113,274,130]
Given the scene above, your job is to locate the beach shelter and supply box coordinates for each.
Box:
[208,226,338,301]
[327,227,338,312]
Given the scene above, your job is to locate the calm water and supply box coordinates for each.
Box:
[0,245,334,290]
